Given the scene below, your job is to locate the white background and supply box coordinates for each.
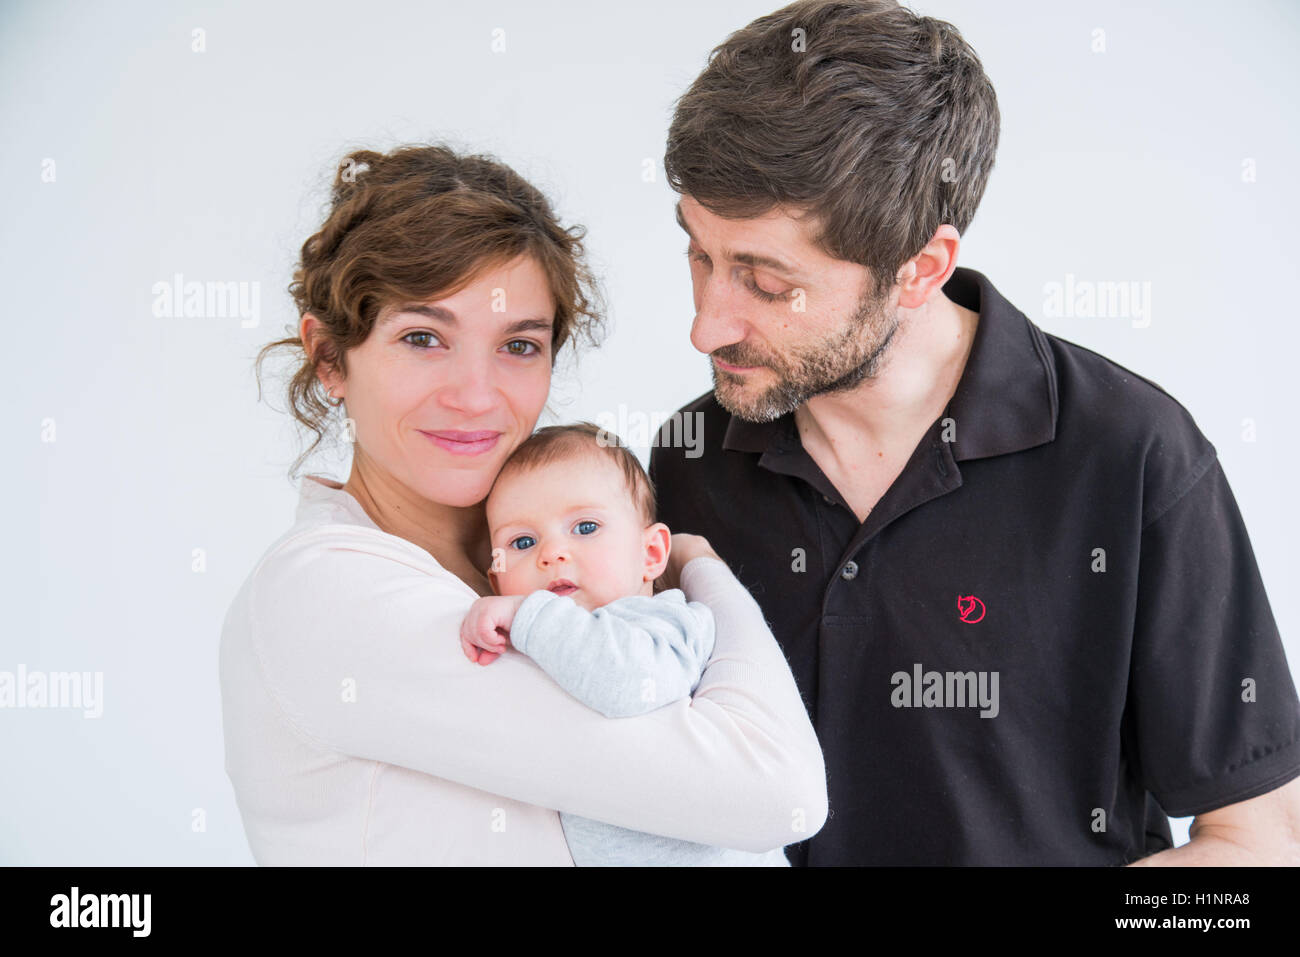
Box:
[2,0,1296,863]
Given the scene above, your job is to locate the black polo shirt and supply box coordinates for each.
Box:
[649,266,1300,866]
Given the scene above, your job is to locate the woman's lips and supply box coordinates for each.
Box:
[419,430,501,455]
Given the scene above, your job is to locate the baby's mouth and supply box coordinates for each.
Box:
[547,579,578,596]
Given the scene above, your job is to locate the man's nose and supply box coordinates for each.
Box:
[690,275,749,357]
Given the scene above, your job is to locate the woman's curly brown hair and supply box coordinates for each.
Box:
[256,143,606,477]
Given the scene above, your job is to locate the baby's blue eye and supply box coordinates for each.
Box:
[509,535,536,550]
[574,520,598,535]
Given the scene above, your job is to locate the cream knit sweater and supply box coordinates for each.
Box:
[219,475,828,865]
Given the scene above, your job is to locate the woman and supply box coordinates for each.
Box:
[219,144,828,865]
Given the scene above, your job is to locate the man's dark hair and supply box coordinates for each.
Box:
[665,0,1000,299]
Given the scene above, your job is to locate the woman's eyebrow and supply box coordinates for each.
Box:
[675,201,808,282]
[384,304,552,336]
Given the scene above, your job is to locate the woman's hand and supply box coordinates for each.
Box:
[655,533,722,593]
[460,594,528,666]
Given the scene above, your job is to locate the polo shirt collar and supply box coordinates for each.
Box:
[721,266,1058,463]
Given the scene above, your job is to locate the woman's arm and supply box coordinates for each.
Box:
[239,526,828,853]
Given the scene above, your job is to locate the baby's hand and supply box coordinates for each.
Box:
[460,594,528,666]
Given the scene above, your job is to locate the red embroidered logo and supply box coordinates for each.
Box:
[957,594,985,623]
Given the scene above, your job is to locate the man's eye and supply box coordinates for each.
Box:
[743,274,791,303]
[574,520,599,535]
[403,331,440,349]
[504,340,541,357]
[509,536,535,550]
[688,247,789,302]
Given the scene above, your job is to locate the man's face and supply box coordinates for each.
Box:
[677,195,900,422]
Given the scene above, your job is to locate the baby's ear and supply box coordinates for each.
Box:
[643,522,672,582]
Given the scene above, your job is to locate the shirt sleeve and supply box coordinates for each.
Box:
[242,528,827,852]
[1126,454,1300,817]
[508,589,716,718]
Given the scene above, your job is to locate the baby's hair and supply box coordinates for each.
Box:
[489,422,657,528]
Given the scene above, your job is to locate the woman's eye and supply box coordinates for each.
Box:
[509,536,536,550]
[403,331,440,349]
[574,520,599,535]
[402,333,541,355]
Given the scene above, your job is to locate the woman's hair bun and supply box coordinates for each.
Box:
[329,149,385,205]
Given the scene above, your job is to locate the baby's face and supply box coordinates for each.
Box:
[486,456,666,612]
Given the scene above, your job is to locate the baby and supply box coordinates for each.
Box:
[459,421,790,867]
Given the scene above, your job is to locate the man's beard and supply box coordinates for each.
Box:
[710,288,901,423]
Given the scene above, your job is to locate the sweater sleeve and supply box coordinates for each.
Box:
[507,588,715,718]
[243,529,828,853]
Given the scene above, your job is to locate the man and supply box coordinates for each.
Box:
[649,0,1300,865]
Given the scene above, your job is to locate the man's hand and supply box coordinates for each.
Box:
[1129,774,1300,866]
[460,594,528,666]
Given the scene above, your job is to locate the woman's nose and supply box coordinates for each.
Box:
[438,352,498,417]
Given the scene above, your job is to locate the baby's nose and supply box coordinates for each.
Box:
[539,544,569,565]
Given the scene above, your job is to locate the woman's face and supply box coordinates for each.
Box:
[323,254,557,508]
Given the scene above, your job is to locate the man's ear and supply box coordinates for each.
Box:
[896,224,961,309]
[643,523,672,583]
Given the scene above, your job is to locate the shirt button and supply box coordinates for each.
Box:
[840,561,858,580]
[823,494,834,504]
